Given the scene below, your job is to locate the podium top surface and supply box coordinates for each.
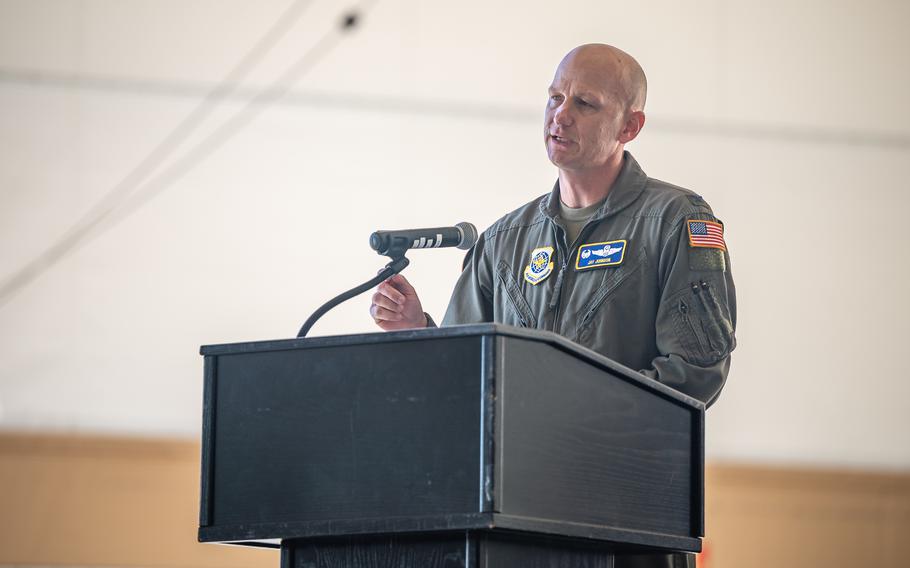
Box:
[200,323,703,411]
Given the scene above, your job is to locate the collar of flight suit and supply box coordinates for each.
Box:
[539,150,648,223]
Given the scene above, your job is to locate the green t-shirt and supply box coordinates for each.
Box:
[557,196,606,246]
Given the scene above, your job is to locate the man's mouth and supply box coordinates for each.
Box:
[550,134,571,145]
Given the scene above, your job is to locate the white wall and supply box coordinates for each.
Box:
[1,0,908,469]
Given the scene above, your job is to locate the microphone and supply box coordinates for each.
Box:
[370,222,478,256]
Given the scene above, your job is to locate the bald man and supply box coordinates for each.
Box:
[372,45,736,566]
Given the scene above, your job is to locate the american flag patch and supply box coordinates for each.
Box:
[687,220,726,251]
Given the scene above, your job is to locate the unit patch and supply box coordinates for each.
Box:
[687,220,726,251]
[523,246,555,285]
[576,240,626,270]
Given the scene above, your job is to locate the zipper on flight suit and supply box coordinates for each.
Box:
[547,225,570,327]
[547,217,600,330]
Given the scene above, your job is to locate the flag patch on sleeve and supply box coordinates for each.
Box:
[687,220,726,251]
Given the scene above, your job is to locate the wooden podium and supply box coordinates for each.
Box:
[198,324,704,567]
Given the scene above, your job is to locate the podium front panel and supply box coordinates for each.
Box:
[203,335,486,535]
[495,336,695,537]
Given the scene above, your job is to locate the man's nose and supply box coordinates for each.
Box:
[553,103,573,127]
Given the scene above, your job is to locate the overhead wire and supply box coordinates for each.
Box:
[0,0,371,308]
[4,66,909,149]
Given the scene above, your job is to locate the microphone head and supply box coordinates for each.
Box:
[368,231,384,252]
[455,222,478,250]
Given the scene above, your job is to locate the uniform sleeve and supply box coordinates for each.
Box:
[639,213,737,407]
[440,232,495,325]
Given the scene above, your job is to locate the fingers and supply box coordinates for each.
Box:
[371,285,407,326]
[370,272,425,330]
[370,303,403,322]
[384,274,416,297]
[371,288,402,314]
[375,280,407,306]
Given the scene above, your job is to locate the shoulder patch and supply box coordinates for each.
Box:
[687,220,726,251]
[524,246,554,285]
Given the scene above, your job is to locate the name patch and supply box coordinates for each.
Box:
[576,240,626,270]
[524,246,555,285]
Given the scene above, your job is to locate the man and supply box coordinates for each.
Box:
[370,44,736,567]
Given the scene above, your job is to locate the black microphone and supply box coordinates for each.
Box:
[370,222,478,256]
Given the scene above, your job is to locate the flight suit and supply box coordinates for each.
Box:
[439,152,736,568]
[442,152,736,407]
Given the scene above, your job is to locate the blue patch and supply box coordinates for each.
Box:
[576,240,626,270]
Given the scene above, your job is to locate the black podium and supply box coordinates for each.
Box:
[198,324,704,567]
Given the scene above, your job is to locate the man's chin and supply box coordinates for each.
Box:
[547,149,572,167]
[547,153,578,170]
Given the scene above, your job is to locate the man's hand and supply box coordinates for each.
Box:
[370,274,427,330]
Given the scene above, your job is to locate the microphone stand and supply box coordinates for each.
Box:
[296,245,410,338]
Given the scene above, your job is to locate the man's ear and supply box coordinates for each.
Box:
[618,111,646,144]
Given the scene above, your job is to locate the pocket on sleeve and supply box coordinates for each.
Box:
[668,280,735,366]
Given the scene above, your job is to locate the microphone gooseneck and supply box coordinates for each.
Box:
[296,256,409,338]
[296,221,477,338]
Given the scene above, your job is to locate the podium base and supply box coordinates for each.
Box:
[280,531,621,568]
[280,532,696,568]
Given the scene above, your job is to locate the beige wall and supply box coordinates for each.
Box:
[704,464,910,568]
[2,432,909,568]
[0,433,274,568]
[0,0,908,472]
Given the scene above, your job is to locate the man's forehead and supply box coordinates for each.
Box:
[549,64,618,96]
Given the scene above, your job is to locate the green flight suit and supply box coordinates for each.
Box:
[439,152,736,567]
[442,151,736,407]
